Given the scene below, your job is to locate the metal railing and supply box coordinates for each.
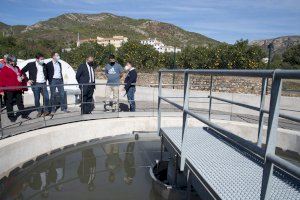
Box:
[0,82,164,139]
[157,69,300,200]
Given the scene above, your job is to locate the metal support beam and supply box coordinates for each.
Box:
[260,73,282,200]
[160,135,164,161]
[208,75,213,121]
[157,72,162,136]
[257,78,267,147]
[180,72,190,171]
[174,153,178,186]
[186,169,191,200]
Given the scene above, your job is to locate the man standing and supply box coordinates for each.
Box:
[124,61,137,112]
[46,52,68,113]
[0,55,30,121]
[76,56,95,114]
[22,53,51,117]
[104,54,124,112]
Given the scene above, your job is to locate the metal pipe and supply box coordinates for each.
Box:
[180,72,190,171]
[174,153,178,187]
[266,154,300,178]
[209,95,300,123]
[159,69,275,78]
[208,75,213,121]
[260,73,282,200]
[257,78,267,147]
[157,72,162,136]
[185,109,264,156]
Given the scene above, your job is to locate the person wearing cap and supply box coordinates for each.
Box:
[22,53,51,117]
[104,54,124,112]
[124,61,137,112]
[0,54,30,122]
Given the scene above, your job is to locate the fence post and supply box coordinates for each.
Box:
[208,75,213,121]
[257,77,267,147]
[42,84,46,127]
[157,72,162,136]
[180,71,190,171]
[260,71,282,200]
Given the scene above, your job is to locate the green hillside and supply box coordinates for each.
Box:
[1,13,219,47]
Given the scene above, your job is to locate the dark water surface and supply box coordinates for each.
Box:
[0,134,167,200]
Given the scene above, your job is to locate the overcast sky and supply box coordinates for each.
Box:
[0,0,299,43]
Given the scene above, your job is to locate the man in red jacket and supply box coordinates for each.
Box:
[0,54,8,107]
[0,55,31,122]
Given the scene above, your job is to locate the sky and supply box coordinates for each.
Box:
[0,0,299,44]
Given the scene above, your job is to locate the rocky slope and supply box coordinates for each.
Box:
[250,36,300,55]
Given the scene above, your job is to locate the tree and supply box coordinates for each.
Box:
[283,44,300,67]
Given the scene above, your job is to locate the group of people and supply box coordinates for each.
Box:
[0,52,68,122]
[76,54,137,114]
[0,52,137,122]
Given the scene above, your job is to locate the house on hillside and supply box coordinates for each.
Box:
[76,33,128,48]
[140,38,181,53]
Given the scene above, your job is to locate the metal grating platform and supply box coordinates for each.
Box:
[161,127,300,200]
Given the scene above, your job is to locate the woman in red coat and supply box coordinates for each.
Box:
[0,55,31,122]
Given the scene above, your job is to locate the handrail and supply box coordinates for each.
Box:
[159,96,264,156]
[159,69,275,78]
[159,69,300,79]
[209,95,300,123]
[266,153,300,178]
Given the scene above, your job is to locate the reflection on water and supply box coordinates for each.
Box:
[77,149,96,191]
[0,136,165,200]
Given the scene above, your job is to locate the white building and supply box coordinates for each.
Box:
[140,38,181,53]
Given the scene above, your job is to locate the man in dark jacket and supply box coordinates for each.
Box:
[46,52,68,113]
[22,53,50,117]
[76,56,95,114]
[124,61,137,112]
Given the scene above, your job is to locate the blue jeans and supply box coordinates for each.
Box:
[50,79,67,112]
[32,83,50,113]
[126,87,136,112]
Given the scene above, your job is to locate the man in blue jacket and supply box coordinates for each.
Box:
[124,61,137,112]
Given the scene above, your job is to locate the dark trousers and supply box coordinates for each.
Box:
[126,87,136,112]
[0,94,5,108]
[81,85,94,114]
[5,91,25,118]
[32,83,50,113]
[50,79,66,112]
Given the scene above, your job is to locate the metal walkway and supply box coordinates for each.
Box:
[157,69,300,199]
[161,127,300,199]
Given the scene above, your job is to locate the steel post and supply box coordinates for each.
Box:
[260,73,282,200]
[180,71,190,171]
[257,78,267,147]
[208,75,213,121]
[157,72,162,136]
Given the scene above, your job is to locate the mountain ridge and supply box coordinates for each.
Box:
[250,35,300,55]
[0,12,219,47]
